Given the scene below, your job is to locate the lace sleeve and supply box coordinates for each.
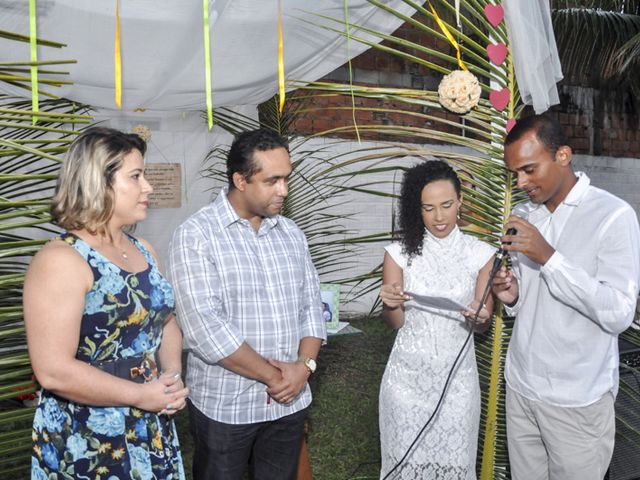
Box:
[384,242,407,270]
[469,238,496,272]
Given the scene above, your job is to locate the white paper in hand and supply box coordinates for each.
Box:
[405,291,467,312]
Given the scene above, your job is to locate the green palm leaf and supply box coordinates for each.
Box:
[552,8,640,87]
[0,95,91,477]
[0,26,92,478]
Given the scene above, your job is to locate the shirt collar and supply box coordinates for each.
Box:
[526,171,591,222]
[214,188,240,228]
[562,171,590,207]
[214,188,279,233]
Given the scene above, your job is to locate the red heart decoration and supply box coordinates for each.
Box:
[484,4,504,28]
[506,118,516,133]
[489,88,510,111]
[487,43,508,65]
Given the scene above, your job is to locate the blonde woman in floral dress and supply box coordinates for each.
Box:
[24,128,188,479]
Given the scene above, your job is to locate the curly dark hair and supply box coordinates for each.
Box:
[398,160,461,260]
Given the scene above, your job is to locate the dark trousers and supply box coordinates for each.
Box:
[188,400,307,480]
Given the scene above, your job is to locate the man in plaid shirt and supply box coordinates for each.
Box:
[168,129,326,480]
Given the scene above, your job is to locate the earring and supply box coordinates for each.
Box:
[456,209,461,220]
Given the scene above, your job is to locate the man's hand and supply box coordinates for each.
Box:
[491,265,519,307]
[265,359,309,404]
[502,215,555,265]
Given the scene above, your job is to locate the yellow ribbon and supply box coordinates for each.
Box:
[277,0,285,113]
[344,0,360,143]
[29,0,38,124]
[427,0,467,71]
[203,0,213,129]
[114,0,122,109]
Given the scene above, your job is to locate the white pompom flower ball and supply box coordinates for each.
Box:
[437,70,481,114]
[131,124,152,143]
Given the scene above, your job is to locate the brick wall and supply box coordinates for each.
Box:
[550,86,640,157]
[288,14,640,159]
[289,92,464,144]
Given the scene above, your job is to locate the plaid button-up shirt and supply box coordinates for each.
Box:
[168,189,326,424]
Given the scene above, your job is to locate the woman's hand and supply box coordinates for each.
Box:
[137,371,189,415]
[491,266,519,307]
[462,300,492,329]
[380,283,411,309]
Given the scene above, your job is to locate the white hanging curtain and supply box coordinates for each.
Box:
[504,0,563,114]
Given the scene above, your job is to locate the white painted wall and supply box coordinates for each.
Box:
[573,154,640,214]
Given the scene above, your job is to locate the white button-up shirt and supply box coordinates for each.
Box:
[506,172,640,406]
[168,189,326,424]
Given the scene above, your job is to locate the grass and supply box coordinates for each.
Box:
[306,316,396,480]
[174,316,397,480]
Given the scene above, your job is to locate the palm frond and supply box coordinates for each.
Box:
[0,29,75,97]
[305,0,507,88]
[551,8,640,94]
[0,94,91,479]
[551,0,640,14]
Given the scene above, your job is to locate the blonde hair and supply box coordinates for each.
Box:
[51,127,147,235]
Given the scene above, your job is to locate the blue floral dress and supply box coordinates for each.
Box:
[31,232,185,480]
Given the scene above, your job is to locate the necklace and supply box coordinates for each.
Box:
[117,238,129,260]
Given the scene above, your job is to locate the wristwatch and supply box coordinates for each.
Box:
[301,357,317,374]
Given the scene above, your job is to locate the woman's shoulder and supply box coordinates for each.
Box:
[40,235,89,262]
[128,234,160,262]
[126,234,166,273]
[27,236,92,284]
[384,241,404,256]
[38,235,85,260]
[460,232,495,263]
[384,242,409,269]
[460,231,491,247]
[129,234,153,253]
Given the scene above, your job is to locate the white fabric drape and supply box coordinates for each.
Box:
[0,0,414,111]
[504,0,563,114]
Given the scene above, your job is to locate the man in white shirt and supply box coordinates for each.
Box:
[492,114,640,480]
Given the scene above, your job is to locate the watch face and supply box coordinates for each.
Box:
[305,358,317,373]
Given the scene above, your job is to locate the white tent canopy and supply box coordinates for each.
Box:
[0,0,414,110]
[1,1,416,301]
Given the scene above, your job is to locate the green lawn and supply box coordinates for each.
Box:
[174,316,396,480]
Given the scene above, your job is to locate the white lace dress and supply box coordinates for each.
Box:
[379,226,494,480]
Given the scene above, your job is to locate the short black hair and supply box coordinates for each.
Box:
[227,129,289,189]
[505,113,569,155]
[398,160,461,259]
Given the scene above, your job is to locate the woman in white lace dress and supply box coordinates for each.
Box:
[379,161,495,479]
